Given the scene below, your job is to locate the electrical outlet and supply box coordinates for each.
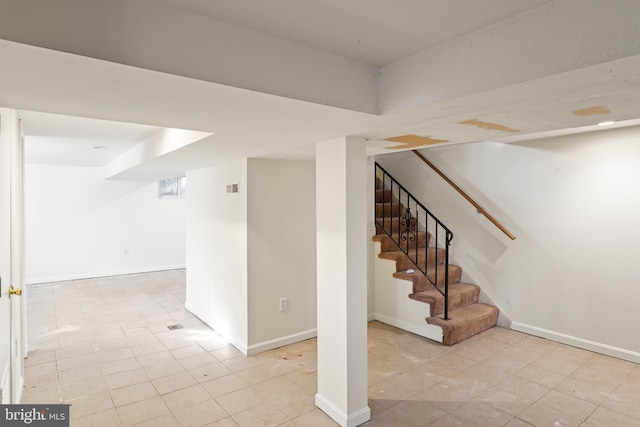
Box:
[279,297,288,312]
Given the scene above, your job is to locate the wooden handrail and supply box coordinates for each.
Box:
[412,150,516,241]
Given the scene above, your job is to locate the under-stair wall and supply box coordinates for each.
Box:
[374,125,640,363]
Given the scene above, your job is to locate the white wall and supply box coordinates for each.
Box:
[185,160,248,351]
[372,241,443,343]
[186,159,318,354]
[376,125,640,362]
[246,159,316,351]
[25,164,186,283]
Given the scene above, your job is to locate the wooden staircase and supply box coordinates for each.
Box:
[373,186,499,345]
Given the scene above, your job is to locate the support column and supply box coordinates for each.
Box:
[315,136,370,427]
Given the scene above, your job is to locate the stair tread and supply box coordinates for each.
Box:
[373,231,429,241]
[410,283,479,299]
[409,283,480,315]
[393,267,462,291]
[393,264,461,276]
[383,246,440,252]
[381,248,442,258]
[427,303,499,345]
[373,232,431,253]
[428,302,498,322]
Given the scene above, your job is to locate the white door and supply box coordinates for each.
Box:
[0,108,25,404]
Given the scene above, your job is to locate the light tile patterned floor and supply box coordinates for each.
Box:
[23,270,640,426]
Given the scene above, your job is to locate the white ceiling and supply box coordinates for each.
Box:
[22,111,159,167]
[6,0,640,178]
[153,0,551,67]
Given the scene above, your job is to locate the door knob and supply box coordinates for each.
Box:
[8,285,22,296]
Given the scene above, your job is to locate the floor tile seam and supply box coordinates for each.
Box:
[394,371,449,393]
[230,402,290,425]
[503,384,554,420]
[217,393,269,417]
[610,367,640,394]
[150,371,198,392]
[599,394,640,420]
[567,370,625,393]
[517,387,600,424]
[597,403,640,422]
[426,412,472,427]
[511,357,573,384]
[162,396,228,420]
[373,405,430,426]
[114,395,176,427]
[451,401,515,426]
[552,376,617,403]
[493,345,547,366]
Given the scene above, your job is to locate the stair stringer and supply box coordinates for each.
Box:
[373,241,443,343]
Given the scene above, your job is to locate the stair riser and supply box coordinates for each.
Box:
[427,267,462,289]
[409,286,480,316]
[427,305,499,345]
[408,248,446,266]
[385,249,445,270]
[375,189,393,203]
[375,203,403,217]
[374,232,430,252]
[375,217,418,234]
[409,266,462,292]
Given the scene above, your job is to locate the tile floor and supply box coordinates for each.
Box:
[23,270,640,426]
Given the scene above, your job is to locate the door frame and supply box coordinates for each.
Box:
[0,108,26,404]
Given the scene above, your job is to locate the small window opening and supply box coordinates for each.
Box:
[158,176,186,198]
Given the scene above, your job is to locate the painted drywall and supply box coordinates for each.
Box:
[246,159,316,349]
[376,125,640,361]
[185,160,248,351]
[24,164,186,283]
[380,0,640,113]
[315,137,370,426]
[366,158,377,319]
[0,0,378,114]
[372,241,442,343]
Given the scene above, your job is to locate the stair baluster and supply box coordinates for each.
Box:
[374,163,452,320]
[373,162,500,345]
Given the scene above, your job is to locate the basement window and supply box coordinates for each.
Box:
[158,176,186,198]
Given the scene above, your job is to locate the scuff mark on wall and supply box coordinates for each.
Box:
[385,134,449,149]
[573,106,611,116]
[459,119,520,133]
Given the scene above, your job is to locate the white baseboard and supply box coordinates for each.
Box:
[186,305,317,356]
[511,321,640,364]
[374,313,443,343]
[315,393,371,427]
[14,376,23,404]
[26,264,186,285]
[367,313,375,322]
[185,303,248,355]
[247,329,317,356]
